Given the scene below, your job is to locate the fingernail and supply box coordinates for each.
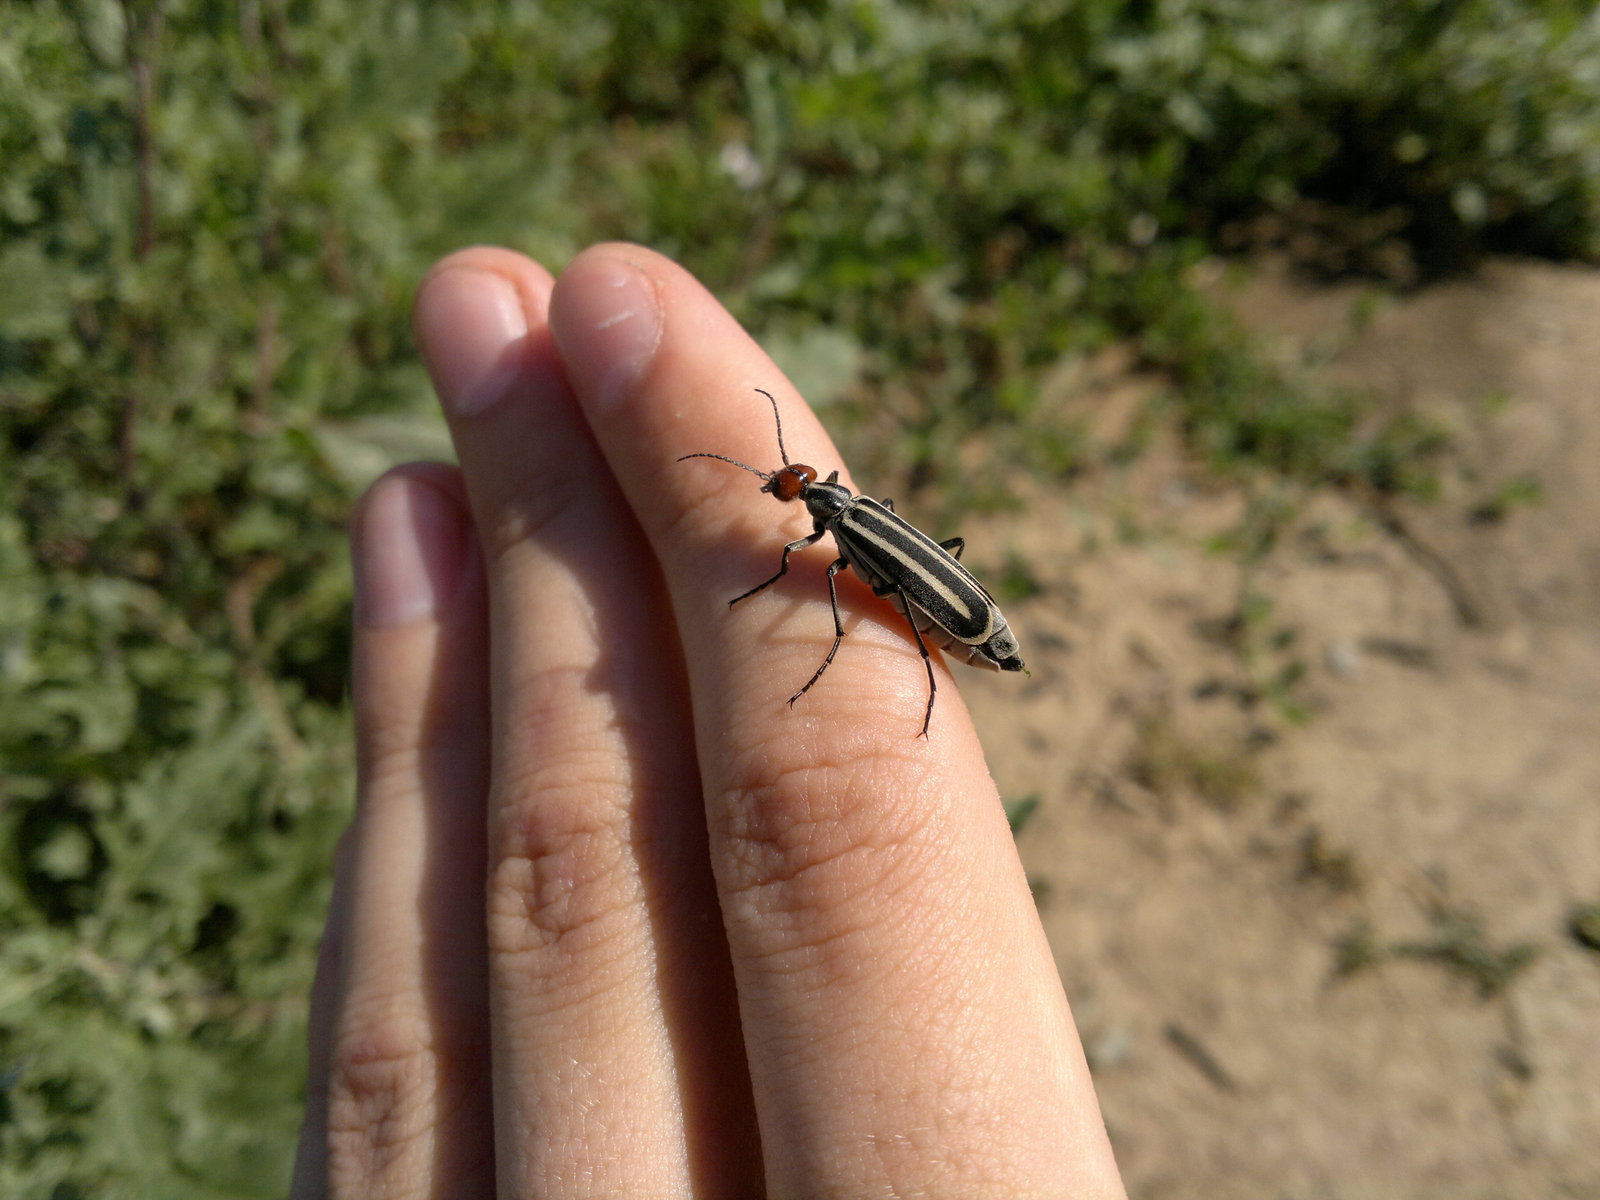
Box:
[414,267,530,416]
[353,475,470,627]
[551,253,662,410]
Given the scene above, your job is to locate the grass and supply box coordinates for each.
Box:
[1565,902,1600,955]
[1469,472,1545,524]
[1126,716,1262,813]
[1334,902,1541,1000]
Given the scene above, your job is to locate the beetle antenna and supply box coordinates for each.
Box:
[675,452,772,481]
[753,388,791,466]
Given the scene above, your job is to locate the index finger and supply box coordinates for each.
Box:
[554,247,969,759]
[549,245,1123,1197]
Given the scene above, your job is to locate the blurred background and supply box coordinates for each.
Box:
[3,2,1598,1196]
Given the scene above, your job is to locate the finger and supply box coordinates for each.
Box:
[551,245,1123,1196]
[290,826,354,1199]
[414,248,758,1198]
[321,465,494,1199]
[550,246,948,751]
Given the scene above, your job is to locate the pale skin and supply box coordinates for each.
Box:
[290,242,1127,1199]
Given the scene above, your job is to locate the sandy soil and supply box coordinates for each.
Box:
[959,258,1600,1199]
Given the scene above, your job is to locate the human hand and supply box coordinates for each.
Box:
[290,244,1126,1198]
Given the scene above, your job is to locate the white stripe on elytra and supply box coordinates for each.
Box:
[843,511,994,639]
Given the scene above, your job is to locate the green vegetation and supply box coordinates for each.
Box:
[3,1,1598,1193]
[1335,902,1541,999]
[1294,826,1363,894]
[1126,714,1262,812]
[1469,470,1545,523]
[1568,901,1600,954]
[1004,792,1042,834]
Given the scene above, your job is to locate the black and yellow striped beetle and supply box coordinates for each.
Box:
[679,390,1027,737]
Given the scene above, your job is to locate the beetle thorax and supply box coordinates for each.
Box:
[802,479,852,522]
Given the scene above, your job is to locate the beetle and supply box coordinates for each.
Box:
[678,389,1027,737]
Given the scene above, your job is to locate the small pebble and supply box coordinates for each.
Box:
[1325,639,1363,678]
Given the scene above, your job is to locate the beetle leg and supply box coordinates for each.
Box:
[939,536,966,561]
[898,587,938,738]
[788,557,850,706]
[730,528,828,606]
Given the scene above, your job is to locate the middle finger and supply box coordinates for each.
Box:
[414,247,759,1197]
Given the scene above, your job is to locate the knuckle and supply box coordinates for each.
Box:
[355,734,425,803]
[660,484,724,543]
[713,747,945,914]
[355,694,482,795]
[663,483,796,560]
[354,690,422,782]
[477,472,594,569]
[325,1010,437,1192]
[486,769,638,960]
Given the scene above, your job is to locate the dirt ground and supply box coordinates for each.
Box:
[959,258,1600,1199]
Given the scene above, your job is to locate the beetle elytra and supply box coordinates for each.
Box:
[679,390,1026,736]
